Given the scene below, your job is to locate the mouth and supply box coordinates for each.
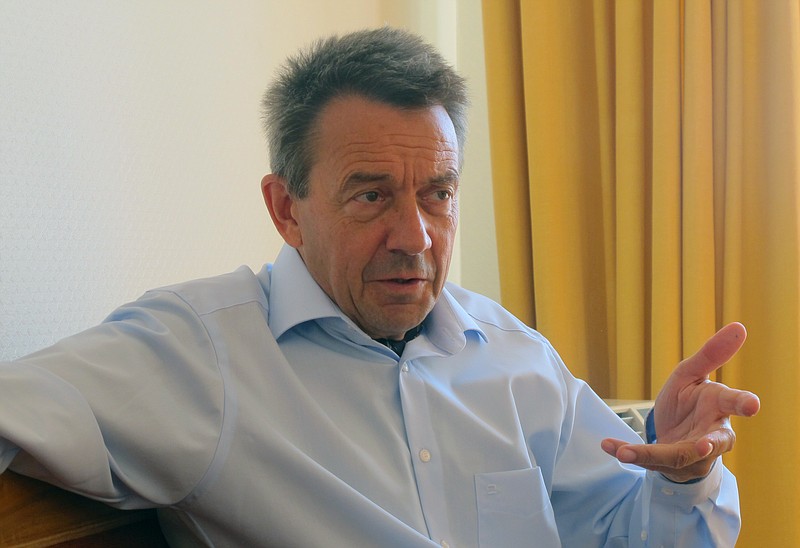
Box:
[388,278,422,284]
[373,277,428,292]
[379,273,430,283]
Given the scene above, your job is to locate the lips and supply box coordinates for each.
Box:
[363,255,435,286]
[386,276,424,284]
[372,273,431,288]
[371,279,428,302]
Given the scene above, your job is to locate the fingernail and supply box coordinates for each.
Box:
[618,448,636,462]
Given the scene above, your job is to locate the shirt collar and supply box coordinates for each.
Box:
[263,244,487,353]
[265,245,343,340]
[425,283,488,354]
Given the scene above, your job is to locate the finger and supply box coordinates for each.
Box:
[600,438,672,463]
[676,322,747,380]
[695,427,738,458]
[603,431,736,463]
[606,439,705,469]
[601,438,627,457]
[601,438,715,481]
[717,385,761,417]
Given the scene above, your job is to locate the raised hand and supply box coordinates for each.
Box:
[601,322,760,483]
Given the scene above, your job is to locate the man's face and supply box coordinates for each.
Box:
[284,95,460,340]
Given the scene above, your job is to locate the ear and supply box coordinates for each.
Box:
[261,173,303,247]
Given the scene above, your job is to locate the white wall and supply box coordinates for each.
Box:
[454,0,500,301]
[0,0,498,360]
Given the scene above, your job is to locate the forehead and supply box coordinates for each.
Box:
[309,95,460,180]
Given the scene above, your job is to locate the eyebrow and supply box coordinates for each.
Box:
[428,171,460,186]
[343,172,394,186]
[342,170,459,190]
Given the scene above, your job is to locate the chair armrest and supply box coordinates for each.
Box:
[0,471,167,547]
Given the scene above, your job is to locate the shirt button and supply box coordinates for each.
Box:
[419,449,432,463]
[401,364,409,373]
[640,530,648,541]
[440,541,450,548]
[661,487,674,496]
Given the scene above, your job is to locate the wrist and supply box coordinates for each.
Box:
[660,459,717,484]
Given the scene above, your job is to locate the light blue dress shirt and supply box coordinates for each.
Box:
[0,245,741,547]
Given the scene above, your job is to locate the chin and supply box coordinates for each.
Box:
[361,301,433,338]
[390,319,427,338]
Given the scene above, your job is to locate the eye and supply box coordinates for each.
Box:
[424,187,455,203]
[354,190,383,203]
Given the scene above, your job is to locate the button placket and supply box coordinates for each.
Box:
[398,359,452,544]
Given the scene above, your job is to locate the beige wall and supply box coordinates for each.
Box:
[0,0,498,359]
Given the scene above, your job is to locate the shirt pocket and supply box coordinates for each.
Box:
[475,467,560,548]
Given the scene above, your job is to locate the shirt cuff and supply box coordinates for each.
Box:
[648,457,724,509]
[645,407,656,444]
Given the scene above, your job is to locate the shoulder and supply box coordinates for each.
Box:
[145,265,270,318]
[441,283,574,403]
[444,282,547,344]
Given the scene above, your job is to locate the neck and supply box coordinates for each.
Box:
[374,323,423,355]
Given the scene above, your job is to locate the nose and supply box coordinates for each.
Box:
[385,197,433,255]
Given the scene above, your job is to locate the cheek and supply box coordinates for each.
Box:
[293,204,320,246]
[327,226,381,278]
[433,218,458,255]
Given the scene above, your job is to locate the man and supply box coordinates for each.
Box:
[0,27,759,547]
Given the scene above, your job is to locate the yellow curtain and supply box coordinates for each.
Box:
[482,1,800,546]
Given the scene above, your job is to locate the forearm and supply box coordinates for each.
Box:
[628,460,740,547]
[552,376,740,546]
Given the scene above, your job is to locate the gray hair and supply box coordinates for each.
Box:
[261,27,469,198]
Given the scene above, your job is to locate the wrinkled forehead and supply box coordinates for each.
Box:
[308,95,460,178]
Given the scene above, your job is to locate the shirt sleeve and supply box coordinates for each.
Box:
[642,463,740,547]
[0,289,225,509]
[546,350,740,547]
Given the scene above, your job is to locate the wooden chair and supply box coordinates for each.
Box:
[0,471,168,547]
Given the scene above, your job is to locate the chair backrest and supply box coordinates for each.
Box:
[0,471,167,547]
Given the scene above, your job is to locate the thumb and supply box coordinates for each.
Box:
[676,322,747,380]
